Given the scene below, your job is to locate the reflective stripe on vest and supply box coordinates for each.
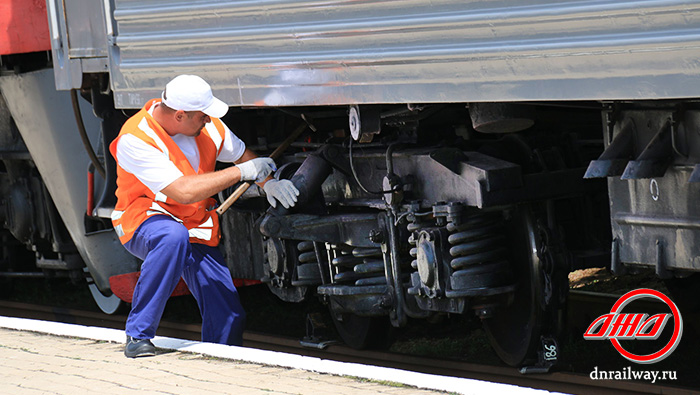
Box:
[111,210,124,221]
[138,117,169,156]
[205,122,223,152]
[188,215,215,241]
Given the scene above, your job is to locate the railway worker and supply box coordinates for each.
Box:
[109,74,299,358]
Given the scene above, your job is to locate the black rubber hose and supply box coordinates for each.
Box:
[349,138,382,195]
[71,89,106,179]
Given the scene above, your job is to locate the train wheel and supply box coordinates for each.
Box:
[329,306,391,349]
[88,284,125,314]
[86,269,125,314]
[480,207,546,366]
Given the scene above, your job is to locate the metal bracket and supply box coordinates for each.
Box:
[621,120,672,180]
[519,336,559,374]
[610,238,627,275]
[299,313,338,349]
[655,239,673,279]
[584,119,635,178]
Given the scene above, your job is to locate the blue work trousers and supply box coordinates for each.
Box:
[123,215,245,345]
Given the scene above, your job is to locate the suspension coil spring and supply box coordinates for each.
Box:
[352,247,385,286]
[331,246,384,286]
[446,212,513,296]
[292,241,321,286]
[448,213,506,269]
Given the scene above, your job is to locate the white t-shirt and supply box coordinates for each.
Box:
[116,120,246,194]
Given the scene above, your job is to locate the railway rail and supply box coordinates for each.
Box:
[0,291,695,395]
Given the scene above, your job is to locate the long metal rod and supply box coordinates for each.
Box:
[386,210,407,327]
[216,121,310,215]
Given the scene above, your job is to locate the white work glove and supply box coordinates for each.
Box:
[263,179,300,209]
[237,157,276,183]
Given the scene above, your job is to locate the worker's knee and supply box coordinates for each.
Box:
[153,219,190,248]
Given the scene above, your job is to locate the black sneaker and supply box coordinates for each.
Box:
[124,335,156,358]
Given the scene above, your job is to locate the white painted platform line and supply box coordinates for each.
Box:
[0,316,569,395]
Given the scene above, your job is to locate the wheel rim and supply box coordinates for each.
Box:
[481,207,544,366]
[86,268,124,315]
[88,282,125,314]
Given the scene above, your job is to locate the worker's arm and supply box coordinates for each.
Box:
[163,147,298,207]
[234,147,258,166]
[162,148,275,204]
[160,166,244,205]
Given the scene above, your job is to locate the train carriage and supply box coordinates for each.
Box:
[1,0,699,368]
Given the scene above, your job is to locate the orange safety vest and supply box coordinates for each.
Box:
[109,99,227,247]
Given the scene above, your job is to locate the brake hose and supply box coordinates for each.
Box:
[71,89,106,179]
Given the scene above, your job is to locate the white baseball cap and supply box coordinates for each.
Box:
[161,75,229,118]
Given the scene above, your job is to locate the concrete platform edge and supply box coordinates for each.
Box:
[0,315,566,395]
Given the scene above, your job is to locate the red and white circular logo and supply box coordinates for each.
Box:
[583,288,683,364]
